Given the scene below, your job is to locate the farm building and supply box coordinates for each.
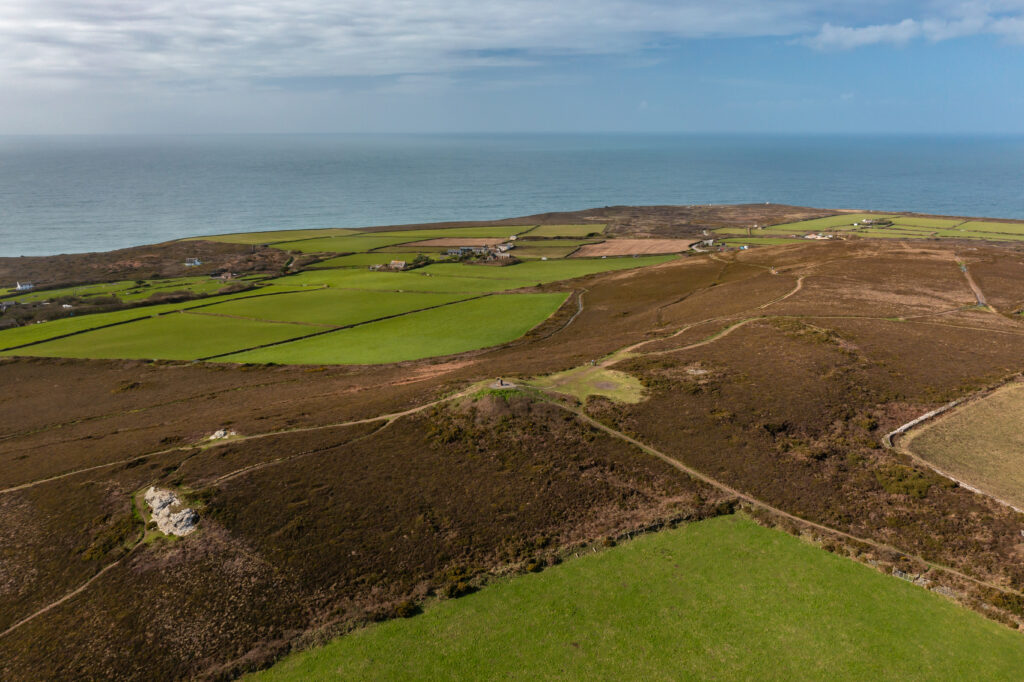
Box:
[389,260,407,270]
[184,257,202,267]
[14,281,34,292]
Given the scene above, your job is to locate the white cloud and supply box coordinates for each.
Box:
[0,1,1022,94]
[803,2,1024,50]
[0,0,823,88]
[804,18,921,49]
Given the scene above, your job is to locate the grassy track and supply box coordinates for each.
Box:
[904,383,1024,509]
[525,224,606,237]
[253,515,1024,681]
[11,311,315,360]
[199,289,471,327]
[221,293,567,364]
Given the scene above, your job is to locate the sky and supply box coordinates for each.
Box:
[3,1,1024,134]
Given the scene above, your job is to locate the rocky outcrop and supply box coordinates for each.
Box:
[144,487,199,536]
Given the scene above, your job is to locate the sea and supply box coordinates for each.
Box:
[2,133,1024,257]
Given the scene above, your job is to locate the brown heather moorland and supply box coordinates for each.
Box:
[5,206,1024,679]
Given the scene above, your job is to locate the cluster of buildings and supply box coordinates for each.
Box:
[445,242,516,260]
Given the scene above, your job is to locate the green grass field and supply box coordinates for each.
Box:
[253,514,1024,681]
[272,234,428,253]
[187,228,362,244]
[200,289,471,327]
[525,224,606,238]
[278,268,523,294]
[933,229,1024,241]
[15,312,315,361]
[855,229,934,240]
[0,290,271,351]
[4,276,246,305]
[957,221,1024,235]
[278,257,674,294]
[904,383,1024,510]
[764,214,895,233]
[421,257,674,284]
[374,227,530,241]
[5,280,137,303]
[308,253,436,268]
[222,293,567,365]
[890,217,965,229]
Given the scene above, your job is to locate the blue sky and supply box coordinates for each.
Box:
[3,0,1024,133]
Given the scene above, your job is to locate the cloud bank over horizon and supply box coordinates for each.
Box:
[2,1,1024,133]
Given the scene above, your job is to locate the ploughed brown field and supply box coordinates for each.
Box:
[5,204,1024,681]
[571,238,697,256]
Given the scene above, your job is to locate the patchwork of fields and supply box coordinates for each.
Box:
[255,515,1024,681]
[0,223,670,364]
[719,213,1024,245]
[8,211,1024,680]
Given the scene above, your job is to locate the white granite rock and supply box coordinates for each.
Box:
[144,487,198,536]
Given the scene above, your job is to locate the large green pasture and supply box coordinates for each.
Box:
[222,293,567,365]
[279,257,674,294]
[525,224,606,238]
[254,515,1024,681]
[272,234,426,253]
[188,228,361,244]
[14,312,314,361]
[420,257,674,284]
[308,253,433,268]
[200,289,470,327]
[856,229,934,240]
[0,290,269,351]
[956,221,1024,236]
[278,269,521,294]
[890,217,964,228]
[375,226,530,240]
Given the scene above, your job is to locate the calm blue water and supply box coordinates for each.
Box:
[2,134,1024,257]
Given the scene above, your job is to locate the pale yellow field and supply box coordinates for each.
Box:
[904,382,1024,509]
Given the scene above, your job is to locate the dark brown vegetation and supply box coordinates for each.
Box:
[5,207,1024,680]
[0,240,289,290]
